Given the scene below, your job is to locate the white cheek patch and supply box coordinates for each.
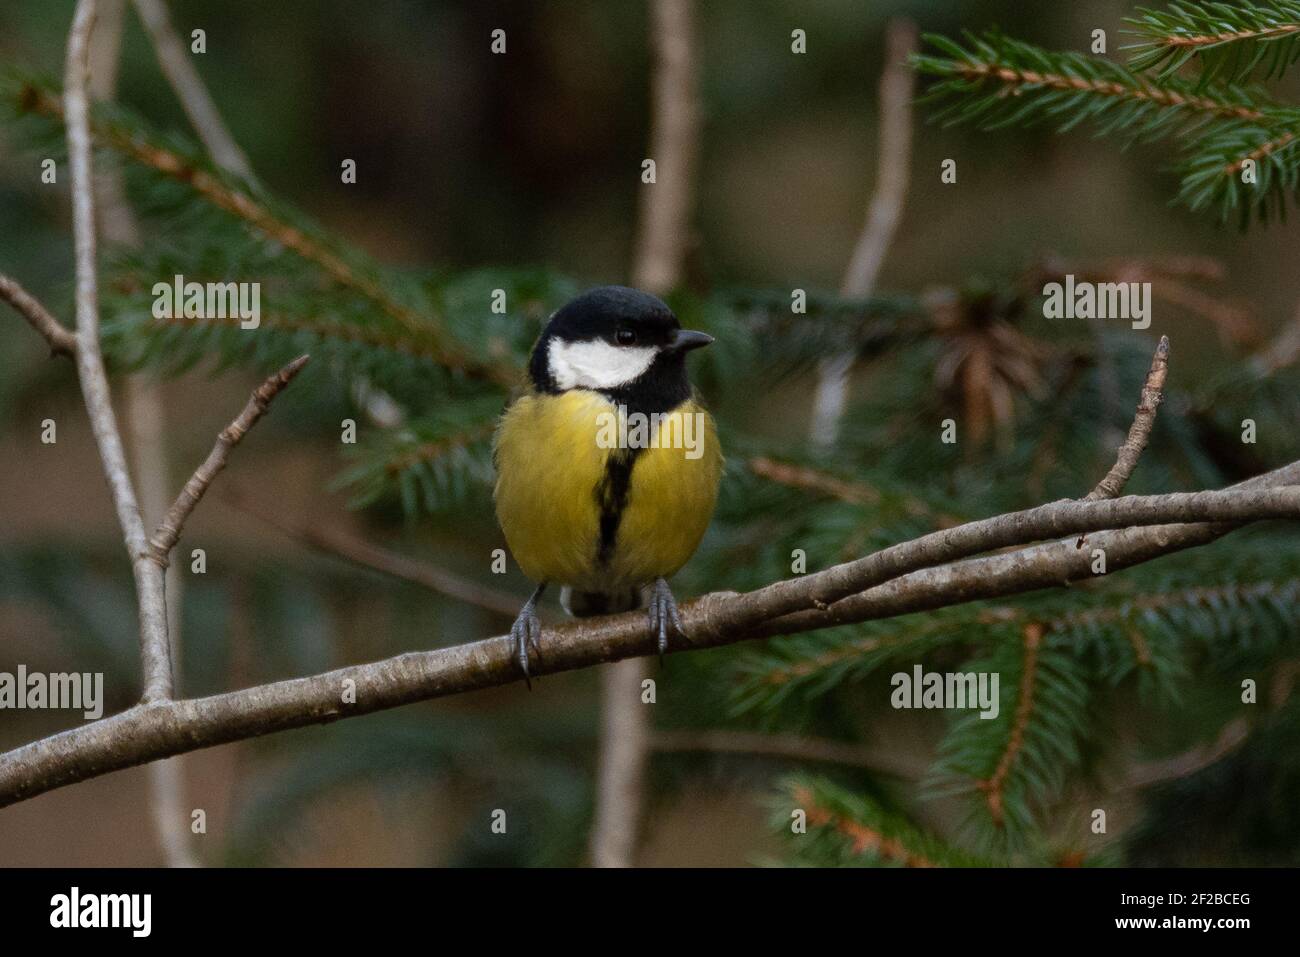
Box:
[548,338,657,390]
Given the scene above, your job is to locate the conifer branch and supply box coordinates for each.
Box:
[1050,579,1300,629]
[977,622,1043,826]
[1224,127,1297,175]
[916,28,1300,224]
[916,32,1280,129]
[1125,1,1300,82]
[752,632,905,689]
[142,310,451,363]
[17,83,518,387]
[796,787,935,865]
[382,423,497,477]
[789,783,953,866]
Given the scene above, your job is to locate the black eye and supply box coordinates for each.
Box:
[615,328,636,345]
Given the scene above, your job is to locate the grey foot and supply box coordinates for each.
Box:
[648,577,685,658]
[511,584,546,687]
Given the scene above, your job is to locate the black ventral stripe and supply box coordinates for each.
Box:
[595,445,643,566]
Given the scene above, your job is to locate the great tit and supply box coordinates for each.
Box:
[493,285,722,683]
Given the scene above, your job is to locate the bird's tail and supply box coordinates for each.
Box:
[560,586,645,618]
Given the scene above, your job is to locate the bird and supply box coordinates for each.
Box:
[493,285,723,685]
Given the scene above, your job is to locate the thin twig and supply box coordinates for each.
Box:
[1123,659,1300,790]
[0,274,78,356]
[3,458,1300,807]
[66,0,174,703]
[593,0,702,870]
[1085,336,1170,501]
[839,18,918,302]
[810,18,917,448]
[1252,297,1300,375]
[222,485,525,619]
[147,356,309,565]
[1125,717,1250,789]
[91,0,200,868]
[131,0,253,179]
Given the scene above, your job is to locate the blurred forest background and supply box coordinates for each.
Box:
[2,0,1299,867]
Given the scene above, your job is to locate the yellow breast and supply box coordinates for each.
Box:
[493,389,722,592]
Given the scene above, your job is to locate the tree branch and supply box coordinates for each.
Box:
[1252,295,1300,375]
[92,0,201,869]
[0,274,78,357]
[2,457,1298,808]
[65,0,175,703]
[131,0,253,179]
[594,0,702,869]
[1085,335,1170,500]
[810,18,917,448]
[147,355,309,566]
[222,485,525,619]
[630,0,699,292]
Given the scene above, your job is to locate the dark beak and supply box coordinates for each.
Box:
[667,329,714,353]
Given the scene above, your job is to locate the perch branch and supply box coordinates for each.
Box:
[2,457,1299,807]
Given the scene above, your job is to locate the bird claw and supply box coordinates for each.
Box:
[648,578,686,661]
[510,596,544,689]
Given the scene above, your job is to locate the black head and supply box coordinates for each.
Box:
[529,285,712,413]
